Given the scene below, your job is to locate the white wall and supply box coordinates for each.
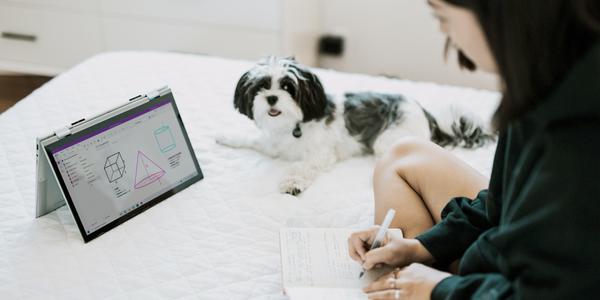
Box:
[317,0,499,90]
[0,0,499,90]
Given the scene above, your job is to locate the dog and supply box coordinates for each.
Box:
[217,56,494,196]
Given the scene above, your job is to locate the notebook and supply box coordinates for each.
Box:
[279,228,392,299]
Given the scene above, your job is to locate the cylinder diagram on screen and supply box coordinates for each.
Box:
[154,125,176,153]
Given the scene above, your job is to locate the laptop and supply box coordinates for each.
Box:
[36,86,203,242]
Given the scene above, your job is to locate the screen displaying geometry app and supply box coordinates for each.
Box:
[52,101,198,234]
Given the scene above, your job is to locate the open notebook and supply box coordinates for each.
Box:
[280,228,392,300]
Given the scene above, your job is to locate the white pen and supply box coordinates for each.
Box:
[359,208,396,278]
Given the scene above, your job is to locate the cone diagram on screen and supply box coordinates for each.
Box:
[134,151,166,189]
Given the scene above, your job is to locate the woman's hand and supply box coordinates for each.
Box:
[363,263,451,300]
[348,226,434,270]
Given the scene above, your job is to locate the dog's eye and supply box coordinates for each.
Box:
[282,83,294,93]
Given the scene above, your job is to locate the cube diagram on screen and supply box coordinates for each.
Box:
[104,152,126,183]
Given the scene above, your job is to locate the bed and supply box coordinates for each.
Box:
[0,52,500,299]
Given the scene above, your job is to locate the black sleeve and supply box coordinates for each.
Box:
[415,129,507,267]
[430,129,600,299]
[415,189,499,267]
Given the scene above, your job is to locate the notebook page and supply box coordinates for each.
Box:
[280,228,390,289]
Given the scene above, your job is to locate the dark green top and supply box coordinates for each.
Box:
[416,43,600,299]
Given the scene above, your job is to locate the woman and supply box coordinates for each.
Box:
[348,0,600,299]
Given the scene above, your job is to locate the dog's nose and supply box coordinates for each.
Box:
[266,95,278,106]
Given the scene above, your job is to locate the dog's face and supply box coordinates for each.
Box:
[233,57,329,133]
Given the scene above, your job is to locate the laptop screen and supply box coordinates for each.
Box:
[45,92,202,242]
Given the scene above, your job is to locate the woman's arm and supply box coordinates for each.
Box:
[431,128,600,299]
[414,130,509,267]
[432,185,598,299]
[415,189,499,267]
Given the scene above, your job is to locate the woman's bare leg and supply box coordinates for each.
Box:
[373,137,488,238]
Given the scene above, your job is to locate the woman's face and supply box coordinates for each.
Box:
[428,0,498,73]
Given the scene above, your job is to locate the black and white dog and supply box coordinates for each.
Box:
[217,57,494,195]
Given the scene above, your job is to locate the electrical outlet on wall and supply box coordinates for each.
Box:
[318,35,345,56]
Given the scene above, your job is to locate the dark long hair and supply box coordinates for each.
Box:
[443,0,600,129]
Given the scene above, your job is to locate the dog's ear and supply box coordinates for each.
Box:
[294,67,329,121]
[233,71,254,120]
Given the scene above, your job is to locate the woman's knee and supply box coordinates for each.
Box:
[374,137,433,177]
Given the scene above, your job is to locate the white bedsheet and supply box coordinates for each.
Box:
[0,52,500,300]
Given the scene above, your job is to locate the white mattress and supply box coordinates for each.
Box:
[0,52,500,299]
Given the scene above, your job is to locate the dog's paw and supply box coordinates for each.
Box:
[279,176,308,196]
[215,135,244,148]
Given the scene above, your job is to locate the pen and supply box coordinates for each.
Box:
[359,208,396,278]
